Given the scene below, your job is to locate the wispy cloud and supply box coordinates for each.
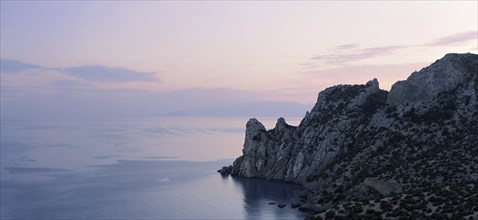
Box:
[1,59,160,83]
[429,31,477,46]
[334,43,360,50]
[0,59,42,73]
[298,62,317,69]
[307,31,477,66]
[311,45,405,64]
[63,65,159,82]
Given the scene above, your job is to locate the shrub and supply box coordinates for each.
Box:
[325,210,335,219]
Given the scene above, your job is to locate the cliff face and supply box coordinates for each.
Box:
[222,53,478,216]
[231,78,388,183]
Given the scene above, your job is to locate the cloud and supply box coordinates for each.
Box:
[308,31,477,66]
[334,44,360,50]
[0,59,42,73]
[298,62,317,69]
[62,65,159,82]
[429,31,478,46]
[311,45,405,64]
[1,59,160,83]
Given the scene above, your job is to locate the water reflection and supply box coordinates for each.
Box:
[2,160,307,219]
[1,117,306,219]
[230,176,306,219]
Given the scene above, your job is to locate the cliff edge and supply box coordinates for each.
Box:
[220,53,478,219]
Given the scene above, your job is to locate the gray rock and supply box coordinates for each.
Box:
[387,53,478,115]
[229,79,387,183]
[221,53,478,210]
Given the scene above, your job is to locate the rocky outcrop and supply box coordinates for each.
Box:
[217,165,233,175]
[229,78,388,183]
[387,53,478,114]
[221,53,478,218]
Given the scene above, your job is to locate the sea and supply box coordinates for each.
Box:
[0,116,306,219]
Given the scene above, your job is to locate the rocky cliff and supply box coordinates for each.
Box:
[220,53,478,219]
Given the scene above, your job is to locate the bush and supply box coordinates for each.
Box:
[380,200,393,211]
[352,204,363,214]
[325,210,335,219]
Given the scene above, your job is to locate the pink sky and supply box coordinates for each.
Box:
[1,1,477,118]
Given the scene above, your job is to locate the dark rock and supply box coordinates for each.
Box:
[217,165,232,176]
[291,199,301,208]
[277,203,286,208]
[305,215,323,220]
[298,203,327,213]
[268,202,276,205]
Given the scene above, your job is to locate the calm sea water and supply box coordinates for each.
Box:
[0,117,305,219]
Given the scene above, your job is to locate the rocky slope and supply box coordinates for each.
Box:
[219,53,478,219]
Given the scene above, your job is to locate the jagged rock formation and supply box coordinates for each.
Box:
[220,53,478,219]
[228,78,387,182]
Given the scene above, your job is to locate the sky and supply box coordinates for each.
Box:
[1,1,477,119]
